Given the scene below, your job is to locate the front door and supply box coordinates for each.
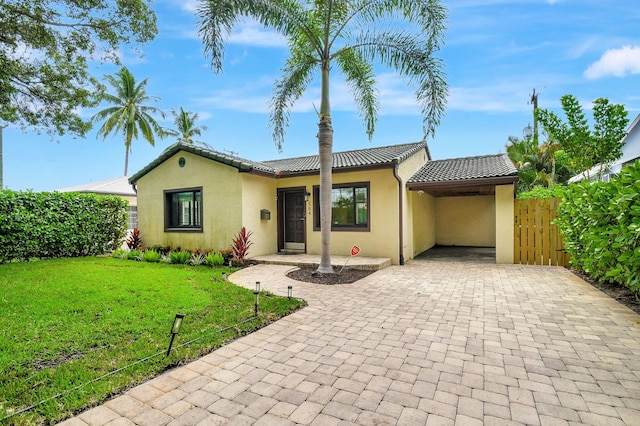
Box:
[279,189,306,251]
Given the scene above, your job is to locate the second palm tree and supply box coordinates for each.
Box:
[92,66,165,176]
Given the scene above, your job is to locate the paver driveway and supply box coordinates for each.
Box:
[63,261,640,425]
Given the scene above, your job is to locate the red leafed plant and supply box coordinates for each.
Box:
[231,226,253,264]
[126,228,143,250]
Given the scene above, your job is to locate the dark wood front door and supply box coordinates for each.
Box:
[279,189,306,250]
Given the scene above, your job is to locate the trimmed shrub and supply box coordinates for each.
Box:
[556,160,640,294]
[0,190,128,262]
[518,185,567,199]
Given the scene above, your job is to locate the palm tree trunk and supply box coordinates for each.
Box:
[317,115,333,273]
[124,148,129,176]
[317,64,334,273]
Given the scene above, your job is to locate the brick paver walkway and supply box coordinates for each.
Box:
[61,261,640,425]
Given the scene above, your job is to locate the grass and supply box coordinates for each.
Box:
[0,257,306,425]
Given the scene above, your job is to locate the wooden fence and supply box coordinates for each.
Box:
[514,198,570,266]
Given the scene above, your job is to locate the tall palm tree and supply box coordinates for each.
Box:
[92,66,165,176]
[164,107,209,145]
[197,0,447,272]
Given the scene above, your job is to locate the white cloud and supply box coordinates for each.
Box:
[230,50,249,66]
[584,45,640,79]
[228,20,287,48]
[566,37,597,60]
[181,0,199,13]
[195,76,277,113]
[448,86,517,112]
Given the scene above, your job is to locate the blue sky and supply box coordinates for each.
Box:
[4,0,640,191]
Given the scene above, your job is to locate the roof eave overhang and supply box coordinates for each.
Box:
[266,162,397,178]
[407,175,519,191]
[129,143,262,184]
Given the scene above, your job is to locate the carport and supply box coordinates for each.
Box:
[407,154,519,264]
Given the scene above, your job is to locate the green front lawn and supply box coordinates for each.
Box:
[0,257,306,425]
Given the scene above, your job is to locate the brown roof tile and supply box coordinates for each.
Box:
[408,154,517,183]
[130,141,428,183]
[262,142,427,174]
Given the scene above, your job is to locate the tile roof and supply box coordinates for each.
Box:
[262,142,428,174]
[130,141,428,183]
[58,176,136,196]
[408,154,518,184]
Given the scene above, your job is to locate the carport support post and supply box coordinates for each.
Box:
[495,184,515,263]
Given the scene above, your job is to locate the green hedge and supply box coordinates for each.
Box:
[555,160,640,294]
[0,190,128,262]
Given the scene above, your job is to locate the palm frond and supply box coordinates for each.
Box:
[335,50,379,140]
[269,55,316,150]
[348,30,447,138]
[197,0,322,72]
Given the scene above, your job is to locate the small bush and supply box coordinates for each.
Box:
[126,228,143,250]
[206,252,224,267]
[142,249,161,263]
[190,253,206,266]
[149,245,171,255]
[231,226,253,264]
[112,249,128,259]
[219,248,234,264]
[127,249,142,261]
[169,251,191,264]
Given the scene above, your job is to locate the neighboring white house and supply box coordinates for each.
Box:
[57,176,138,229]
[570,113,640,182]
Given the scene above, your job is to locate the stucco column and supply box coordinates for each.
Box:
[495,184,515,264]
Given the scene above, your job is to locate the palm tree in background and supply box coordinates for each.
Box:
[197,0,448,273]
[164,107,209,145]
[506,134,572,192]
[92,66,165,176]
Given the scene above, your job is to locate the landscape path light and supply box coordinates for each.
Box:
[253,291,259,316]
[256,281,260,292]
[166,313,185,356]
[288,285,293,299]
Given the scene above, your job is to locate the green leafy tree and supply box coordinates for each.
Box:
[535,95,629,180]
[0,0,157,136]
[164,107,209,145]
[505,135,572,193]
[197,0,448,272]
[92,67,165,176]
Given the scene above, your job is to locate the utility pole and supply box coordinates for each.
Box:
[529,89,539,146]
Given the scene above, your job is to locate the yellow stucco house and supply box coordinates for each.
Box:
[128,141,518,265]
